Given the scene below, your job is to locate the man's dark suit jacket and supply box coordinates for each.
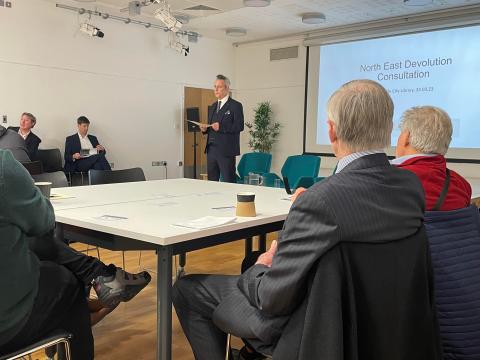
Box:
[64,133,101,173]
[213,153,441,359]
[205,97,244,157]
[8,127,41,161]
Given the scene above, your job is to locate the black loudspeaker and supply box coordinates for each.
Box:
[186,107,200,133]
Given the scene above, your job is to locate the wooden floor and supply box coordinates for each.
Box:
[62,236,275,360]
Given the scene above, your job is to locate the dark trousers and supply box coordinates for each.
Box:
[173,274,285,360]
[173,275,240,360]
[29,229,113,285]
[74,153,111,172]
[207,145,236,183]
[0,261,94,359]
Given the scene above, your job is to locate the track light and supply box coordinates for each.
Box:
[169,34,189,56]
[79,23,104,38]
[152,0,182,32]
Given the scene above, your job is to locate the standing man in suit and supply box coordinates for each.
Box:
[173,80,440,360]
[64,116,111,173]
[8,112,41,160]
[199,74,244,183]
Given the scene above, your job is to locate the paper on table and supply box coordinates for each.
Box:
[174,216,236,230]
[50,193,75,200]
[187,120,212,128]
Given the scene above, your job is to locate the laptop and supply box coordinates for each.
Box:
[283,176,292,195]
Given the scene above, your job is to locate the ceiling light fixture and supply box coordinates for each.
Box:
[301,12,326,25]
[79,22,104,38]
[403,0,433,5]
[243,0,271,7]
[56,4,199,37]
[226,27,247,37]
[153,0,183,32]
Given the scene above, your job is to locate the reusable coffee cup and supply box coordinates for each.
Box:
[35,182,52,198]
[236,192,256,217]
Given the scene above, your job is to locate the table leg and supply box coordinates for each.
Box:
[157,246,172,360]
[245,237,253,256]
[259,234,267,253]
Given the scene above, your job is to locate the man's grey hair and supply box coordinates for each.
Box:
[216,74,231,88]
[22,112,36,126]
[327,79,393,152]
[399,106,452,155]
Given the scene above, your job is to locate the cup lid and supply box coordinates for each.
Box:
[237,192,255,202]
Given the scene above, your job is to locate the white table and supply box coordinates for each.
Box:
[51,178,291,360]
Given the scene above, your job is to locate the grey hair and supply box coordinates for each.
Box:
[22,112,36,126]
[399,106,452,155]
[216,74,231,88]
[327,79,393,152]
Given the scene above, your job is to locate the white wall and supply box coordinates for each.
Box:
[234,38,330,175]
[234,38,479,181]
[0,0,235,180]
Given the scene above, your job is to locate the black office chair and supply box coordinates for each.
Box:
[88,167,146,185]
[0,330,72,360]
[37,148,63,173]
[88,167,146,270]
[21,160,44,175]
[32,171,69,188]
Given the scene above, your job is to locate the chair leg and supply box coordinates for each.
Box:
[96,247,101,260]
[225,333,232,360]
[122,251,126,271]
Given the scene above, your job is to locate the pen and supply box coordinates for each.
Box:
[211,206,235,209]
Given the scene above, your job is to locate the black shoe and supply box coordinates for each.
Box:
[237,346,266,360]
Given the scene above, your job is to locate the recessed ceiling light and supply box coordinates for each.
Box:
[226,27,247,37]
[403,0,433,5]
[243,0,271,7]
[301,12,326,25]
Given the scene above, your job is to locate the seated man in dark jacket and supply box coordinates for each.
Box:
[64,116,111,173]
[0,150,151,358]
[173,80,441,360]
[0,149,93,358]
[8,112,42,161]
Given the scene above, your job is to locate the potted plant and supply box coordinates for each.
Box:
[245,101,280,153]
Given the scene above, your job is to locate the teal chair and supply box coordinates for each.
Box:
[263,154,320,189]
[236,152,272,184]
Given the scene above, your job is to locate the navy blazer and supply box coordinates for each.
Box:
[205,97,244,157]
[64,133,101,173]
[8,127,41,160]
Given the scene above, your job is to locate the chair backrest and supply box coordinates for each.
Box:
[88,167,146,185]
[237,152,272,179]
[37,148,63,173]
[424,205,480,359]
[21,160,44,175]
[32,171,69,188]
[280,155,320,189]
[0,330,72,360]
[273,229,440,360]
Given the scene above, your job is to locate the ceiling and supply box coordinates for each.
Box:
[67,0,480,42]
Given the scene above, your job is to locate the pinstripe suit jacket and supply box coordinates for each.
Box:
[213,153,429,352]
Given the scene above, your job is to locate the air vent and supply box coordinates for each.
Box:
[184,5,220,11]
[270,46,299,61]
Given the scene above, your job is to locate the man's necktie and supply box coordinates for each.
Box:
[217,101,221,113]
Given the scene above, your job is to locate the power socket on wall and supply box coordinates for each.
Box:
[152,161,167,166]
